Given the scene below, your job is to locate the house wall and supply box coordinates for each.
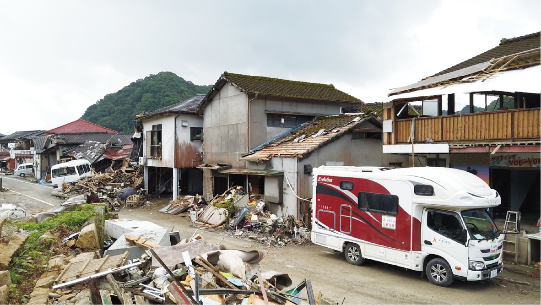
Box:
[249,97,346,148]
[175,114,203,168]
[268,157,299,218]
[143,115,175,168]
[203,84,248,168]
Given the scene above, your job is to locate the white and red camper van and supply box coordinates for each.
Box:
[311,166,504,286]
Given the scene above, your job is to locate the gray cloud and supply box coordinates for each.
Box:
[0,0,539,134]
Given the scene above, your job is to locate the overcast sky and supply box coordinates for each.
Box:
[1,0,539,135]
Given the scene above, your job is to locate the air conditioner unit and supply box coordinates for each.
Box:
[138,157,146,165]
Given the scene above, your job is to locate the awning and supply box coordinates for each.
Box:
[219,168,283,176]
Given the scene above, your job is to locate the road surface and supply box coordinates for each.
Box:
[0,176,63,213]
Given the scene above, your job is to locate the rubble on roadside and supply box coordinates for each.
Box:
[54,166,145,212]
[157,186,312,248]
[2,203,335,305]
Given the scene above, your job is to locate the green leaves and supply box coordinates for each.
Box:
[81,72,212,133]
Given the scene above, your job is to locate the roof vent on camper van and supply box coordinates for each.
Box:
[414,185,434,196]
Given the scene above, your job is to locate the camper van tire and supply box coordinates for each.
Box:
[426,258,454,287]
[344,243,365,266]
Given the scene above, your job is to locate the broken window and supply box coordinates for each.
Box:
[150,124,162,158]
[267,114,313,128]
[190,127,203,141]
[358,192,399,215]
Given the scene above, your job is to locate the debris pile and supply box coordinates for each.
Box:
[55,167,145,211]
[9,210,334,305]
[163,187,312,247]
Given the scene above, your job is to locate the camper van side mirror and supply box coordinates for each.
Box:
[414,185,434,196]
[459,229,468,245]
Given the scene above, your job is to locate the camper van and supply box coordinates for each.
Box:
[50,159,94,188]
[311,166,503,286]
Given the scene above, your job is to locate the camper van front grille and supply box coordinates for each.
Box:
[486,262,500,269]
[483,253,500,261]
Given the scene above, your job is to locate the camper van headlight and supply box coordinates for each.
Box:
[468,260,485,271]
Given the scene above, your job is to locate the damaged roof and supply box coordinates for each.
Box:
[201,72,362,111]
[242,114,381,161]
[137,94,205,120]
[46,119,118,134]
[0,130,45,143]
[390,32,540,97]
[64,141,106,163]
[433,32,540,77]
[48,133,132,146]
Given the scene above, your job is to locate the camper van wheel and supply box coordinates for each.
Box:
[426,258,454,286]
[345,243,365,265]
[20,173,25,177]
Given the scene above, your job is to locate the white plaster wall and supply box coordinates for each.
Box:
[142,115,175,168]
[175,114,204,152]
[269,157,298,217]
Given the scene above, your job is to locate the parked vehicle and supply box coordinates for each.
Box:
[311,166,503,286]
[50,159,94,188]
[14,163,33,177]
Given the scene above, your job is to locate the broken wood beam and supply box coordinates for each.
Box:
[125,233,160,249]
[195,256,239,290]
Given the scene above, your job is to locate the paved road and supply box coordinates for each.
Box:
[0,175,62,213]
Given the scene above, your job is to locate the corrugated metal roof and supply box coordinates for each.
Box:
[138,94,205,120]
[102,144,133,160]
[242,115,380,161]
[432,32,540,77]
[390,32,541,96]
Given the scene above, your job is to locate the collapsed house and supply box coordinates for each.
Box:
[33,119,132,180]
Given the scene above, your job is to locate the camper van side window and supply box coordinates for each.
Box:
[358,192,399,215]
[340,181,354,190]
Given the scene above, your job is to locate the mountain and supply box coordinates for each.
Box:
[81,72,212,133]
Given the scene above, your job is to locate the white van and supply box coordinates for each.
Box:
[51,159,94,188]
[14,163,33,177]
[312,166,503,286]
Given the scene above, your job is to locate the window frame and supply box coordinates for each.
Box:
[190,127,203,141]
[150,124,162,158]
[357,191,399,216]
[426,209,466,244]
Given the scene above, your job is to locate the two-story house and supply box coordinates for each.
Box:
[138,94,205,199]
[197,72,363,216]
[382,32,540,222]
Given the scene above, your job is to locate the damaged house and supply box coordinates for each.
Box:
[382,32,540,224]
[33,120,132,180]
[0,130,44,170]
[137,95,205,199]
[242,114,408,225]
[197,72,367,218]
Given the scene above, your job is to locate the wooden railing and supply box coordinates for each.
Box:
[395,108,540,143]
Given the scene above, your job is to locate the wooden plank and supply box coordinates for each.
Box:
[100,290,113,305]
[125,234,160,249]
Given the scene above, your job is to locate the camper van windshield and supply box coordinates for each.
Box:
[461,209,499,240]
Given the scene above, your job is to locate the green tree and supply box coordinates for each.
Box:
[81,72,211,133]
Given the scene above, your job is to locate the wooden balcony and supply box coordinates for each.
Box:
[394,108,540,144]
